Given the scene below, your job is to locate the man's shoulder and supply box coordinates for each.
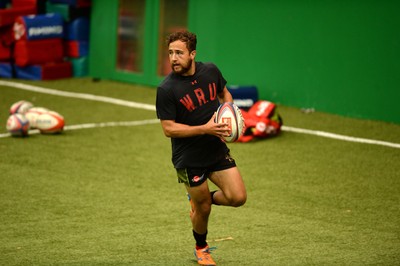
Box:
[196,62,221,76]
[197,61,217,70]
[159,73,177,90]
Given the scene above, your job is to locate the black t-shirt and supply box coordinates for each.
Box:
[156,62,229,168]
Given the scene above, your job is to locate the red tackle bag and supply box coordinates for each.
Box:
[237,100,283,142]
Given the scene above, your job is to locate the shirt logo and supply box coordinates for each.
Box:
[179,82,218,112]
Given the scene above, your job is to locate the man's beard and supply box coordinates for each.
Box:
[171,59,192,75]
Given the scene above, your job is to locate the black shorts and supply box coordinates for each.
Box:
[176,151,236,187]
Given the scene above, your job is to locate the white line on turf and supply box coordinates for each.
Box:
[282,126,400,149]
[1,80,399,149]
[0,80,156,111]
[0,119,160,138]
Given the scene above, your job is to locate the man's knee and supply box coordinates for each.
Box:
[228,192,247,207]
[194,197,212,215]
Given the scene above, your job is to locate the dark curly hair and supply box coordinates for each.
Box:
[166,31,197,52]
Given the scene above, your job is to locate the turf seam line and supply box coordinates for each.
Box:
[1,80,399,149]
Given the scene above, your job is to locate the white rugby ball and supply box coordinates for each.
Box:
[36,111,65,134]
[9,100,33,114]
[25,107,50,129]
[215,102,245,143]
[6,113,30,136]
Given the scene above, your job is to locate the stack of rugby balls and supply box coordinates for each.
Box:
[6,100,65,137]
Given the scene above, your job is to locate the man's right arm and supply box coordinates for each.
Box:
[160,115,230,139]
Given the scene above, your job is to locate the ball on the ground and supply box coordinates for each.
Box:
[9,100,33,114]
[6,113,30,136]
[25,107,49,129]
[215,102,245,143]
[36,111,65,134]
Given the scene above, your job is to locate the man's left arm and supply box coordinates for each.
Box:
[218,86,233,103]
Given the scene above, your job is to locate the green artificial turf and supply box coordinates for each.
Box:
[1,78,399,265]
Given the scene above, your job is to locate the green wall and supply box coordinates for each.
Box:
[190,0,400,123]
[89,1,160,85]
[90,0,400,124]
[89,1,117,79]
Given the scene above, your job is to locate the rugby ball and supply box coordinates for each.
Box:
[9,100,33,114]
[36,111,65,134]
[215,102,245,143]
[25,107,49,129]
[6,113,30,136]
